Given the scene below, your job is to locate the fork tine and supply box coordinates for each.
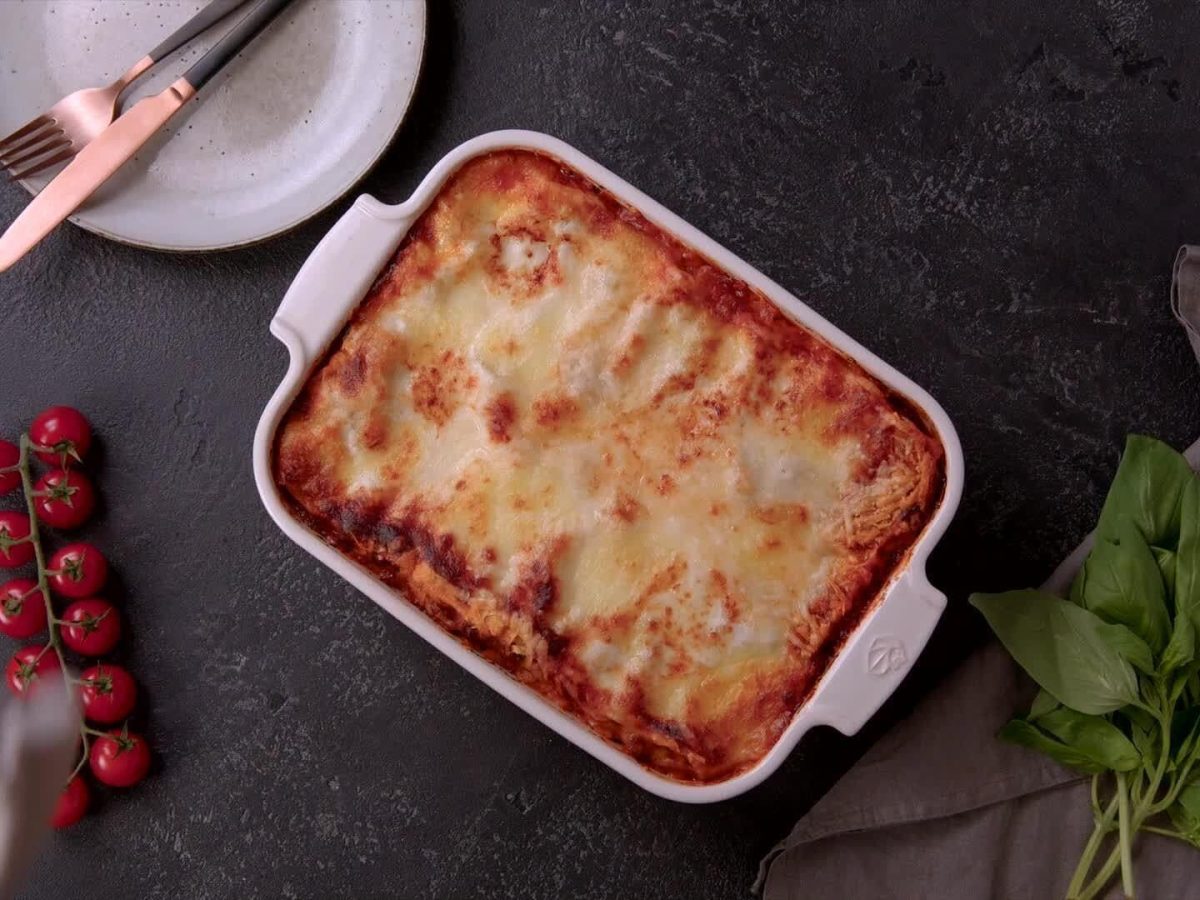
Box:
[8,148,75,182]
[0,116,53,153]
[0,126,63,165]
[2,137,71,173]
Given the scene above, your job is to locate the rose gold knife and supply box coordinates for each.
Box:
[0,0,295,273]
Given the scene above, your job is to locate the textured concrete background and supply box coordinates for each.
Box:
[3,1,1200,898]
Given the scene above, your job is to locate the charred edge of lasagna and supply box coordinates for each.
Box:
[271,448,945,784]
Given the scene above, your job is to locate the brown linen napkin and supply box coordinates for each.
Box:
[757,251,1200,900]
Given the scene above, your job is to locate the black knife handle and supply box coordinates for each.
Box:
[182,0,296,92]
[147,0,255,64]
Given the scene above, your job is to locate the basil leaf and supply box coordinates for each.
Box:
[1078,517,1171,653]
[1168,782,1200,846]
[1068,567,1087,607]
[1131,720,1158,766]
[1123,705,1157,733]
[1102,624,1156,675]
[1029,688,1060,720]
[1172,708,1200,768]
[1177,478,1200,626]
[1034,708,1141,772]
[971,590,1142,714]
[1096,435,1194,548]
[1154,546,1178,599]
[1163,616,1197,675]
[1180,667,1200,710]
[1122,707,1159,765]
[999,719,1106,774]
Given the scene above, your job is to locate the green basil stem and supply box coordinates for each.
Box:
[1117,772,1135,898]
[1077,845,1123,900]
[1146,730,1200,818]
[1150,770,1195,817]
[1075,697,1182,900]
[1067,792,1120,898]
[1132,700,1177,818]
[1141,824,1191,843]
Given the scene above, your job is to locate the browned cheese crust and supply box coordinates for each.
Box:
[273,150,945,784]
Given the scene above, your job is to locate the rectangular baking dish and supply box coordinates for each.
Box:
[252,130,965,803]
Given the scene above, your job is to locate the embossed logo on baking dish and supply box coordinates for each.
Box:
[867,636,908,676]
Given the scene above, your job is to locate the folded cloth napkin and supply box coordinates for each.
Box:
[758,249,1200,900]
[0,685,78,900]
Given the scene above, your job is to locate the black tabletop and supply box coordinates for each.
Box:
[4,2,1200,898]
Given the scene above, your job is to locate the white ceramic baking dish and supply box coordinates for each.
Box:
[252,130,965,803]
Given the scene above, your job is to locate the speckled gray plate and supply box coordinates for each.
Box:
[0,0,426,251]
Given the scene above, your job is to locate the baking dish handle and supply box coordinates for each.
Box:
[270,196,412,362]
[804,569,947,735]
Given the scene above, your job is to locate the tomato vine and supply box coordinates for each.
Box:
[0,409,150,827]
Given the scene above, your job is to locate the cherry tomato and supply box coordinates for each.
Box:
[59,598,120,656]
[0,511,33,569]
[33,469,96,530]
[0,439,19,494]
[89,729,151,787]
[47,543,108,598]
[30,406,92,467]
[79,663,137,724]
[5,645,62,697]
[0,578,46,638]
[50,776,89,829]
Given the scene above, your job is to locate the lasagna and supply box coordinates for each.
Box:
[273,150,944,784]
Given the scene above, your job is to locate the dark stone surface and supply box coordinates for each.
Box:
[3,1,1200,897]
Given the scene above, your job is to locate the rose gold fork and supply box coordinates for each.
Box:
[0,0,253,182]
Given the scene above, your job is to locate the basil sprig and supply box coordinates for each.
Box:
[971,436,1200,900]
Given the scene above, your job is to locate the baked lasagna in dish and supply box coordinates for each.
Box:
[273,150,944,784]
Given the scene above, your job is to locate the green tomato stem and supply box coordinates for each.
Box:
[15,434,84,779]
[15,437,68,675]
[69,730,90,780]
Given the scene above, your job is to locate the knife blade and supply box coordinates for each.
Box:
[0,79,195,273]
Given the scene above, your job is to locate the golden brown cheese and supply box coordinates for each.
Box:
[273,150,944,784]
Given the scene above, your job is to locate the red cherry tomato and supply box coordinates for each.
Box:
[0,578,46,638]
[89,730,151,787]
[79,663,137,724]
[50,776,89,829]
[34,469,96,530]
[0,512,33,569]
[0,439,19,494]
[30,406,92,467]
[5,645,62,697]
[59,598,120,656]
[47,543,108,598]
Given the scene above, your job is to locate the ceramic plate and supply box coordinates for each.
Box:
[0,0,426,251]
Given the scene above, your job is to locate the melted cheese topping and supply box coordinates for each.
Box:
[274,150,944,783]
